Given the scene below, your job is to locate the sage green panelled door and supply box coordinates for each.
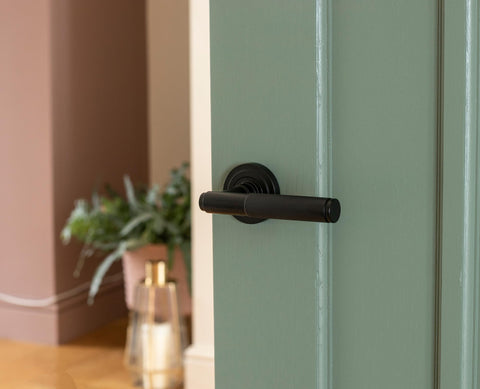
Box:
[209,1,448,388]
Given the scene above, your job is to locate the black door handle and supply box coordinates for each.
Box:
[199,163,341,224]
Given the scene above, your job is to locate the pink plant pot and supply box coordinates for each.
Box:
[121,244,191,317]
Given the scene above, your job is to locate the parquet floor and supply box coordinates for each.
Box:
[0,317,141,389]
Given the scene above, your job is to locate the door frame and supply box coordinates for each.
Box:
[184,1,215,389]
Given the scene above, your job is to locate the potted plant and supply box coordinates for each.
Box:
[61,163,191,314]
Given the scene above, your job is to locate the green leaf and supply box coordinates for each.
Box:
[91,241,121,251]
[73,244,96,278]
[91,191,101,211]
[61,225,72,244]
[62,162,191,305]
[165,222,180,235]
[146,185,159,206]
[153,215,166,234]
[120,212,153,236]
[123,175,138,210]
[87,243,126,305]
[125,238,148,251]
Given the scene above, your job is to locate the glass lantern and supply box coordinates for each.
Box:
[125,260,185,389]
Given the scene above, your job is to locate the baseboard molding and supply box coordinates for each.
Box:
[0,303,58,344]
[184,344,215,389]
[0,281,127,344]
[57,282,128,344]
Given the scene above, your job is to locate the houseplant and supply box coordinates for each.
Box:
[61,163,191,311]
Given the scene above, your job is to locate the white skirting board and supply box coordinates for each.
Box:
[184,344,215,389]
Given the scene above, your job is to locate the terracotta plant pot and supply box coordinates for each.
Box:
[121,244,191,317]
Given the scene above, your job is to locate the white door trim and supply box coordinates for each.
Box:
[185,0,215,388]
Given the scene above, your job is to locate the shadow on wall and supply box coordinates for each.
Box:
[51,0,148,300]
[51,0,149,342]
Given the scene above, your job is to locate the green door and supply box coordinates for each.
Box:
[208,1,480,388]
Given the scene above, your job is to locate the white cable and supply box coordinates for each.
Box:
[0,272,124,308]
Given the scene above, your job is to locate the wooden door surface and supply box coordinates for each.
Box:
[208,1,480,388]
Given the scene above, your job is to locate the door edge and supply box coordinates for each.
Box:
[441,0,480,387]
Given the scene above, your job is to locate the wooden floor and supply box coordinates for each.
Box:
[0,317,150,389]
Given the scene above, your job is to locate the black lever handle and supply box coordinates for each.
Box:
[198,163,341,224]
[199,192,340,223]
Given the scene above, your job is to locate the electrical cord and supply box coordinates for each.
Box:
[0,272,124,308]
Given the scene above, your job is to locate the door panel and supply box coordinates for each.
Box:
[332,1,436,388]
[210,2,320,388]
[210,1,438,388]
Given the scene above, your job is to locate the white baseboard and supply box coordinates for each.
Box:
[184,344,215,389]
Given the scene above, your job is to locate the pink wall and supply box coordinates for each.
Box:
[0,0,148,344]
[0,0,55,298]
[147,0,191,187]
